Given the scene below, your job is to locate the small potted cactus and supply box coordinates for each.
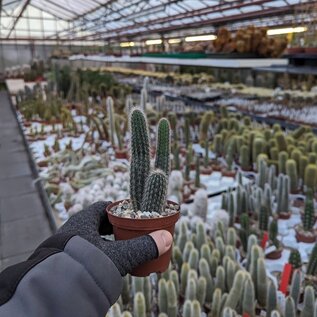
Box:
[106,108,180,276]
[265,219,283,260]
[296,189,317,243]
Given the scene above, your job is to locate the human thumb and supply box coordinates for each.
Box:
[101,230,173,276]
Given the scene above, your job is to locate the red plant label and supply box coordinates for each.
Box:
[279,263,292,294]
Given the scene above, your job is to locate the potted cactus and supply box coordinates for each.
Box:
[296,189,317,243]
[265,219,283,260]
[106,109,180,276]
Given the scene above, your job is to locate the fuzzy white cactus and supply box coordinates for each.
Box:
[191,189,208,221]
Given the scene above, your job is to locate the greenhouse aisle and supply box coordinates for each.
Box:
[0,91,52,271]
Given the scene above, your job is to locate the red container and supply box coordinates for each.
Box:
[106,199,180,276]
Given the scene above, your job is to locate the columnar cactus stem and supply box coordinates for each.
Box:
[215,266,226,292]
[266,281,277,317]
[183,300,192,317]
[304,164,317,192]
[177,221,188,252]
[107,96,116,146]
[259,205,269,231]
[144,277,151,312]
[169,270,179,295]
[133,292,146,317]
[158,278,168,314]
[195,155,200,188]
[303,190,315,231]
[185,278,197,301]
[188,248,199,270]
[224,271,245,310]
[290,269,301,307]
[240,144,250,170]
[286,159,298,193]
[307,242,317,275]
[211,288,222,317]
[167,280,177,317]
[252,138,264,164]
[121,275,130,305]
[256,258,267,307]
[197,276,207,305]
[192,300,201,317]
[242,274,255,317]
[155,118,171,176]
[141,169,167,213]
[285,296,296,317]
[301,286,315,317]
[214,134,223,158]
[199,258,214,303]
[181,263,190,294]
[130,109,150,211]
[275,131,287,152]
[288,250,302,269]
[278,151,289,175]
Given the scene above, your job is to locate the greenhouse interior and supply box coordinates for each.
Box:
[1,0,317,316]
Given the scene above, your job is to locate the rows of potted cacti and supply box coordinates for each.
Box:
[106,213,317,317]
[16,71,317,317]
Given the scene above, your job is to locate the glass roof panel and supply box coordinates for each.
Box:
[0,0,307,40]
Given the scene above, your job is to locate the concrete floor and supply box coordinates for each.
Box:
[0,91,52,271]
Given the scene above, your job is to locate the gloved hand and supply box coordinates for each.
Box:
[58,201,172,276]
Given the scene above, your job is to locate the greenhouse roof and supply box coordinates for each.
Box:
[0,0,315,42]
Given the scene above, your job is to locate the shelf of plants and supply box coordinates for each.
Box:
[69,54,288,69]
[11,68,317,317]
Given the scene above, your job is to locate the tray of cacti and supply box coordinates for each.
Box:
[106,109,180,276]
[296,189,317,243]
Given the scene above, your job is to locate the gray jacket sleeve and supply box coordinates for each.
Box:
[0,235,123,317]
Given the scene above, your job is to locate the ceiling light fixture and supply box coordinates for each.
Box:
[145,39,162,45]
[267,26,307,36]
[120,42,135,47]
[185,34,217,42]
[168,38,182,44]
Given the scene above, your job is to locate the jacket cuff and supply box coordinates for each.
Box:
[64,236,123,305]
